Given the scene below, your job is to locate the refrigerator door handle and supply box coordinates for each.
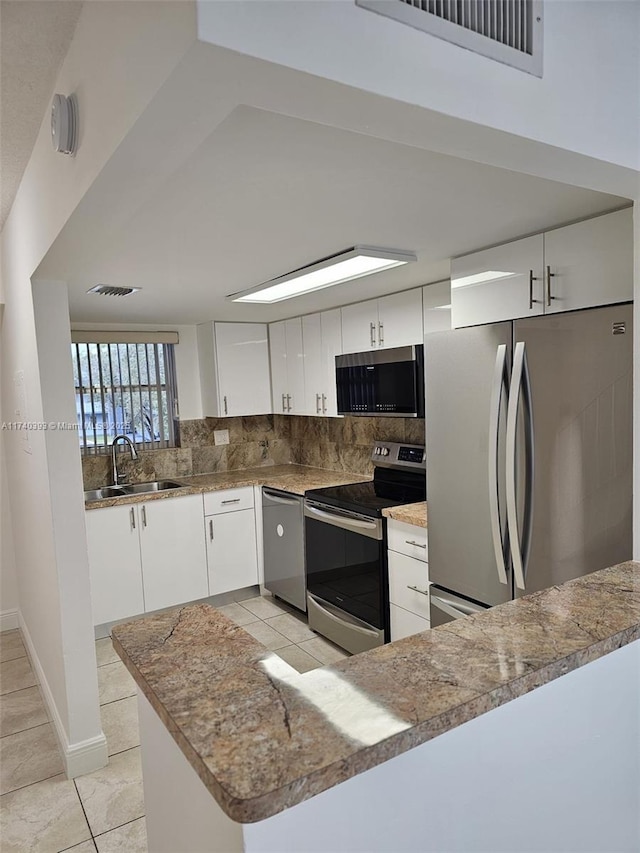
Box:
[488,344,509,585]
[506,342,535,591]
[431,591,487,620]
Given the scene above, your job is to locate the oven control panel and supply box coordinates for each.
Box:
[371,442,425,470]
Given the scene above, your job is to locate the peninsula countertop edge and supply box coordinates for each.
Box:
[112,561,640,823]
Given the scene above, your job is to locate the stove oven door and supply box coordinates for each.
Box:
[304,500,387,654]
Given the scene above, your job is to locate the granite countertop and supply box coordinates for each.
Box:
[382,501,427,528]
[84,464,371,509]
[112,561,640,824]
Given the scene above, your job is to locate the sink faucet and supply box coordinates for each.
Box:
[111,435,138,486]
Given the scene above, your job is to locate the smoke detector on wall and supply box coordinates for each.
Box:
[51,94,78,155]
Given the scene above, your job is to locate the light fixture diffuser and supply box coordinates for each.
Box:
[228,246,417,304]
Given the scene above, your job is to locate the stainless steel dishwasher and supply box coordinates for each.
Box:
[262,488,306,612]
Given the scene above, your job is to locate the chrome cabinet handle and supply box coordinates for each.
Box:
[209,519,214,541]
[506,342,534,591]
[286,394,292,412]
[370,322,376,347]
[130,507,136,531]
[529,270,541,310]
[321,393,327,414]
[221,498,240,505]
[488,344,509,586]
[281,393,286,413]
[316,393,321,414]
[546,265,556,307]
[407,584,429,597]
[405,540,426,549]
[141,505,147,528]
[223,395,228,415]
[378,322,384,346]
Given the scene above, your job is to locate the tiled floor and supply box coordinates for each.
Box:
[0,593,348,852]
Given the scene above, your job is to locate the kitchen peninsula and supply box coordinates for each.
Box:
[113,562,640,853]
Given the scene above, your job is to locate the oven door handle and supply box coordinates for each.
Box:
[304,503,382,540]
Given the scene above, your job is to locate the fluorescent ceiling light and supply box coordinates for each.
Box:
[451,270,516,289]
[228,246,417,304]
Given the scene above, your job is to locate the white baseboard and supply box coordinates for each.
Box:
[0,609,19,632]
[19,614,108,778]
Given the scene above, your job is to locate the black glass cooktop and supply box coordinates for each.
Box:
[305,468,426,518]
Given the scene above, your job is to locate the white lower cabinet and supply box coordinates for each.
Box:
[204,487,258,595]
[139,494,209,612]
[387,520,430,641]
[86,493,209,625]
[86,504,145,625]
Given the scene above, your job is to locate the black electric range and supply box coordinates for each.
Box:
[303,442,426,655]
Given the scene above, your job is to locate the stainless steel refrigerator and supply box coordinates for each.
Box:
[425,303,633,625]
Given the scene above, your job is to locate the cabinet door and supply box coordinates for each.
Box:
[285,318,305,415]
[320,309,343,417]
[269,321,288,414]
[302,313,324,415]
[543,208,633,314]
[390,603,430,641]
[215,323,271,416]
[86,505,144,625]
[341,299,378,352]
[377,289,423,348]
[206,508,258,595]
[451,234,544,328]
[423,281,452,335]
[139,495,209,612]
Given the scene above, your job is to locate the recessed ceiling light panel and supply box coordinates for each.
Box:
[87,285,142,297]
[228,246,417,304]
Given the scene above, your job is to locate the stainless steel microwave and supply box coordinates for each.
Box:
[336,344,424,417]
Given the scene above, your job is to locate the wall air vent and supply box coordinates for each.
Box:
[356,0,543,76]
[87,285,142,297]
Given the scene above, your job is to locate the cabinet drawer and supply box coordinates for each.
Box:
[387,519,428,562]
[388,550,430,619]
[203,486,254,515]
[390,603,430,642]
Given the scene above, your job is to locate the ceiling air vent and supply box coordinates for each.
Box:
[87,285,141,297]
[356,0,543,76]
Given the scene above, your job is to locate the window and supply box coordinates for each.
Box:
[71,339,179,453]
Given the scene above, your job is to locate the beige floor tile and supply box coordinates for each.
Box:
[215,602,259,627]
[0,721,64,794]
[1,656,36,694]
[95,816,148,853]
[242,620,291,650]
[239,595,292,619]
[95,638,120,668]
[0,685,49,737]
[274,645,323,674]
[75,747,145,836]
[265,612,317,643]
[98,661,137,706]
[0,773,91,853]
[298,636,350,665]
[101,696,140,756]
[0,631,27,663]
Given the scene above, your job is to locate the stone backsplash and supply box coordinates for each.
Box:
[81,414,425,489]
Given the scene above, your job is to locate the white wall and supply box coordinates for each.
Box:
[197,0,640,172]
[0,0,196,770]
[69,323,203,420]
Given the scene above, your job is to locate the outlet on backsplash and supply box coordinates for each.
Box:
[214,429,229,446]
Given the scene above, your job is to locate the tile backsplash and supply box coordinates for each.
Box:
[81,415,425,489]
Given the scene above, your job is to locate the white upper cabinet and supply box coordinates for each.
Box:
[451,235,544,328]
[197,322,271,417]
[302,309,343,417]
[543,208,633,314]
[269,318,305,415]
[451,209,633,328]
[341,289,424,352]
[423,280,452,335]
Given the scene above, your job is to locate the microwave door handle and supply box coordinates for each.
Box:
[488,344,509,585]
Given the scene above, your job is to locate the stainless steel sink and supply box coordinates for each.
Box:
[84,486,128,502]
[121,480,184,495]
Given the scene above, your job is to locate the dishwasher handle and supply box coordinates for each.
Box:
[263,489,302,507]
